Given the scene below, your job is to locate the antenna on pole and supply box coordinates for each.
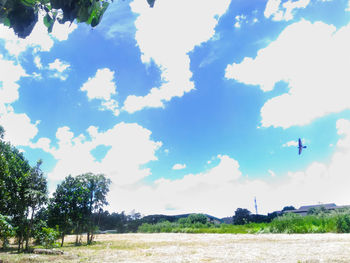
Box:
[254,196,258,215]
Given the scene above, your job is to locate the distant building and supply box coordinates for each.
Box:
[284,203,350,216]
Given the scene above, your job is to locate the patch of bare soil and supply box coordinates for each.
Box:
[2,233,350,262]
[75,233,350,262]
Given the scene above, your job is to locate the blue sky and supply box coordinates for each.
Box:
[1,0,350,217]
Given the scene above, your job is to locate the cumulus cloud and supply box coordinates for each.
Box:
[264,0,310,21]
[0,55,39,146]
[225,20,350,128]
[81,68,120,116]
[33,122,162,185]
[123,0,231,113]
[0,55,27,105]
[48,59,70,81]
[0,107,39,146]
[172,163,186,170]
[104,119,350,217]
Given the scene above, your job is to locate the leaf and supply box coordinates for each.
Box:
[20,0,37,7]
[3,17,10,27]
[43,13,54,33]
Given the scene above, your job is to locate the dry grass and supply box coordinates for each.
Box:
[1,233,350,262]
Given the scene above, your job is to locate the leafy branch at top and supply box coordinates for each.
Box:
[0,0,156,39]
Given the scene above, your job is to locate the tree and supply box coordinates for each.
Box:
[77,173,111,244]
[48,173,110,246]
[24,159,48,251]
[186,214,208,225]
[48,175,79,247]
[0,132,48,251]
[233,208,251,225]
[282,206,296,212]
[0,0,156,39]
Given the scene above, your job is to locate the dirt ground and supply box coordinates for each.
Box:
[1,233,350,262]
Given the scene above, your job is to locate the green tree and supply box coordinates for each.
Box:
[0,0,156,38]
[48,175,79,247]
[187,214,208,225]
[233,208,251,225]
[49,173,110,246]
[0,126,48,251]
[77,173,111,244]
[24,159,48,251]
[282,206,296,212]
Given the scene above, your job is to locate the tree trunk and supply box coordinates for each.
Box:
[61,233,65,247]
[25,208,35,251]
[17,236,21,252]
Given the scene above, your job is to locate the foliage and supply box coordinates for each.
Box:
[186,214,208,224]
[0,214,15,249]
[336,213,350,233]
[282,206,296,212]
[233,208,251,225]
[48,173,111,246]
[269,212,338,233]
[0,132,48,252]
[0,0,156,38]
[34,226,60,248]
[307,206,330,215]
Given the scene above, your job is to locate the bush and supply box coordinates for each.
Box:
[336,214,350,233]
[34,227,60,248]
[0,214,15,249]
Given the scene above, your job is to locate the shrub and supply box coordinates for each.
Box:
[336,214,350,233]
[0,214,15,249]
[34,227,60,248]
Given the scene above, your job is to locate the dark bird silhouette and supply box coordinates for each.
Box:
[298,138,307,155]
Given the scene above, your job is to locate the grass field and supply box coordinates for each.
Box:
[1,233,350,262]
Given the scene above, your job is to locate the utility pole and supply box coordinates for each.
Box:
[254,196,258,215]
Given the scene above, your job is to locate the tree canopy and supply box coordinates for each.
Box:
[0,0,156,38]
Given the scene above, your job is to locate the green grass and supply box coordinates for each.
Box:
[138,211,350,234]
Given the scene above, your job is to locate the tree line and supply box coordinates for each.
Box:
[0,126,111,251]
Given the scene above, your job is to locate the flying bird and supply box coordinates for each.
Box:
[298,138,307,155]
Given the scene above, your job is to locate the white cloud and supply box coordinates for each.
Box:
[172,163,186,170]
[51,21,78,41]
[81,68,116,100]
[104,118,350,217]
[80,68,120,116]
[34,122,162,185]
[234,14,247,28]
[282,140,298,147]
[34,56,43,70]
[225,20,350,128]
[0,55,27,105]
[0,106,39,146]
[0,55,39,147]
[49,59,70,73]
[264,0,310,21]
[48,59,70,81]
[123,0,231,113]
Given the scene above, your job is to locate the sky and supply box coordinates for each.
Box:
[1,0,350,218]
